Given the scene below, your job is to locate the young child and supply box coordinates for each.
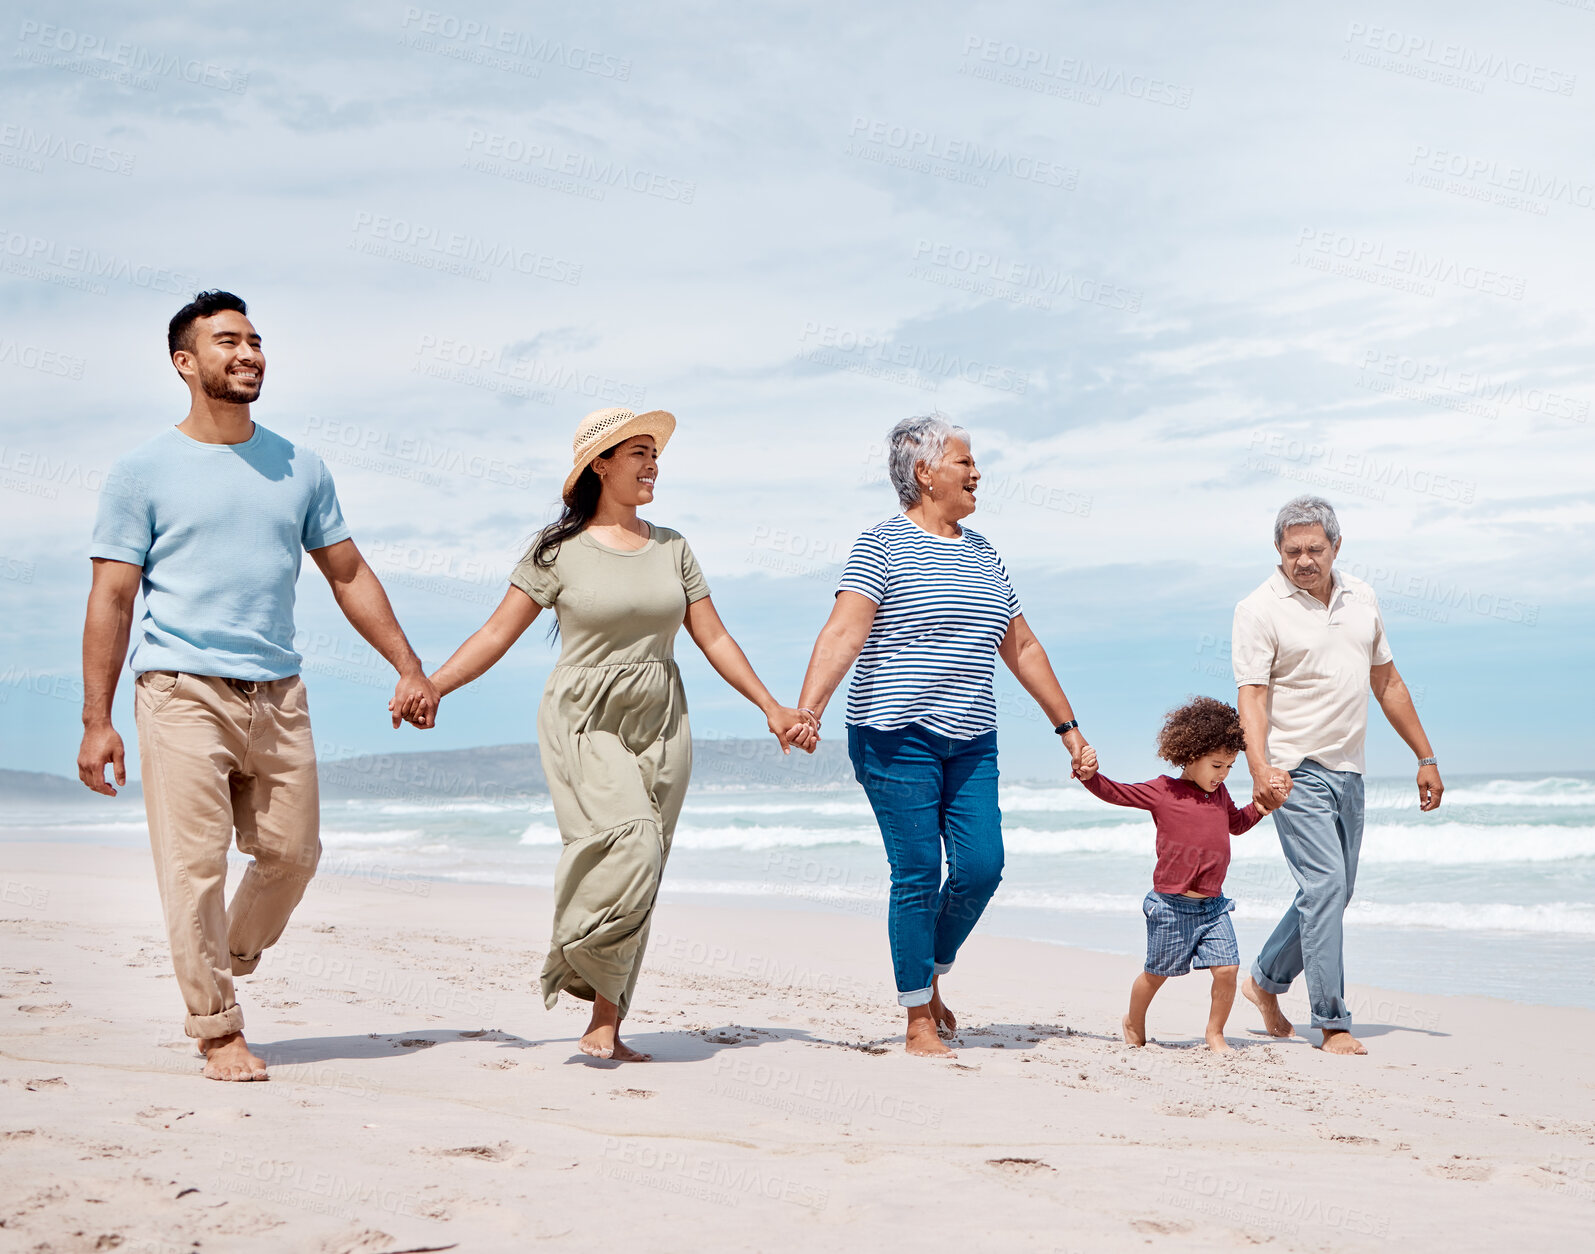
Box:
[1074,696,1274,1053]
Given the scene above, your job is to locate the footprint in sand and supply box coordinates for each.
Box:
[423,1141,517,1162]
[987,1157,1056,1176]
[15,1002,71,1015]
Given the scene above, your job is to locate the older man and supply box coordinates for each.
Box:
[1233,496,1442,1055]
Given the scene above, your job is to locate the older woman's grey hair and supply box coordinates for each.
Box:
[887,414,972,508]
[1274,495,1342,548]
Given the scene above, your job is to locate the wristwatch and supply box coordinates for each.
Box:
[1054,719,1079,736]
[1417,757,1437,767]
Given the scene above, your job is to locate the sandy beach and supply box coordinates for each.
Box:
[3,835,1593,1253]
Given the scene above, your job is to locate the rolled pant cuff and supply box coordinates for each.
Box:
[933,962,953,976]
[898,986,934,1008]
[185,1004,245,1040]
[1248,962,1291,995]
[1312,1016,1353,1033]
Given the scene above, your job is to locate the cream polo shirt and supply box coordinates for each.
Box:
[1231,567,1393,774]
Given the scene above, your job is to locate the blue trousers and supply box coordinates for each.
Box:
[848,724,1003,1006]
[1250,762,1365,1031]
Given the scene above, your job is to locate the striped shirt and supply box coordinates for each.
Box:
[838,513,1022,739]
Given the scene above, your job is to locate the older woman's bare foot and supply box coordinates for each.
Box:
[1205,1032,1234,1053]
[928,975,956,1038]
[1241,977,1295,1038]
[199,1033,268,1082]
[579,994,652,1062]
[1320,1029,1367,1055]
[1122,1014,1147,1046]
[905,1005,955,1057]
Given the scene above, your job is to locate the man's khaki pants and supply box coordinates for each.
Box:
[134,671,321,1039]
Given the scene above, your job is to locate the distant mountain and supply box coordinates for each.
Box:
[319,737,857,803]
[1,739,858,807]
[0,768,142,802]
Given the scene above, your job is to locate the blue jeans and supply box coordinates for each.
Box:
[1250,762,1365,1031]
[848,723,1003,1007]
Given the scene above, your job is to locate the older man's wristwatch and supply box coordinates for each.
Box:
[1417,757,1437,767]
[1054,720,1079,736]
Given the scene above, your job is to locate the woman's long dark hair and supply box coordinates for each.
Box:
[523,444,620,639]
[527,445,619,569]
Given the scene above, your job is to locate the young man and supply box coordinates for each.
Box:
[77,290,440,1082]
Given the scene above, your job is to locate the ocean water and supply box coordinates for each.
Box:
[8,773,1595,1012]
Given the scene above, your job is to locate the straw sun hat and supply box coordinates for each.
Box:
[560,406,676,504]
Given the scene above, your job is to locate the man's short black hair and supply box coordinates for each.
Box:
[168,290,248,358]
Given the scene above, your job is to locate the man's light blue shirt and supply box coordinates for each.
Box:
[90,423,350,680]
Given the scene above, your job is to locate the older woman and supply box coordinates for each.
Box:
[411,407,813,1062]
[795,415,1090,1057]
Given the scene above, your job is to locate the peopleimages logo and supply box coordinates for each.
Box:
[399,8,631,79]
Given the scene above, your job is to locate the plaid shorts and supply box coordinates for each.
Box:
[1143,891,1238,977]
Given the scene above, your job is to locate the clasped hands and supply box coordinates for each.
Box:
[388,669,440,730]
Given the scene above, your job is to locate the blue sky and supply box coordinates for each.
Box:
[2,2,1591,783]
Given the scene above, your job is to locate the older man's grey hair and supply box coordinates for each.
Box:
[1274,495,1342,548]
[887,414,971,508]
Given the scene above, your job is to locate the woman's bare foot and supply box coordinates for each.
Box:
[579,995,651,1062]
[199,1033,268,1082]
[928,976,956,1038]
[1205,1032,1234,1053]
[1241,977,1295,1038]
[1320,1029,1367,1056]
[1122,1014,1147,1047]
[905,1005,955,1057]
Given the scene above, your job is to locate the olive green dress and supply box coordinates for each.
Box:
[510,522,708,1017]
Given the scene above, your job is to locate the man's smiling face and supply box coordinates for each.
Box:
[178,309,264,404]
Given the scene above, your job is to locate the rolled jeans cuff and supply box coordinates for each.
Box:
[1248,962,1291,995]
[186,1003,245,1041]
[933,961,953,976]
[898,986,934,1008]
[1314,1014,1354,1033]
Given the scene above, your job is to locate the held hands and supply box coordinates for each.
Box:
[770,705,819,755]
[1417,762,1444,812]
[1252,768,1293,812]
[1072,743,1098,782]
[389,669,442,730]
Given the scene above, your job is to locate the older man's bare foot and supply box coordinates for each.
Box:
[1320,1029,1367,1055]
[1206,1032,1234,1054]
[905,1007,955,1057]
[199,1033,268,1082]
[1122,1014,1147,1047]
[1242,977,1295,1038]
[928,976,956,1038]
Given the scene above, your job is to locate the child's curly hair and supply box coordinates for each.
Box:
[1156,696,1248,766]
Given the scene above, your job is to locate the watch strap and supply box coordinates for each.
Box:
[1054,719,1079,736]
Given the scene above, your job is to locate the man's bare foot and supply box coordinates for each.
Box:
[1319,1029,1367,1056]
[1242,977,1295,1038]
[199,1033,268,1082]
[1206,1033,1234,1054]
[905,1007,955,1057]
[1122,1014,1147,1047]
[928,976,956,1038]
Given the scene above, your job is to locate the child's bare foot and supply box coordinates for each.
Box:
[1205,1032,1234,1053]
[1320,1029,1367,1056]
[1122,1014,1147,1046]
[928,975,956,1038]
[1242,977,1295,1038]
[906,1006,956,1057]
[200,1033,268,1082]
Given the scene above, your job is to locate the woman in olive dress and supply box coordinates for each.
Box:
[410,407,815,1061]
